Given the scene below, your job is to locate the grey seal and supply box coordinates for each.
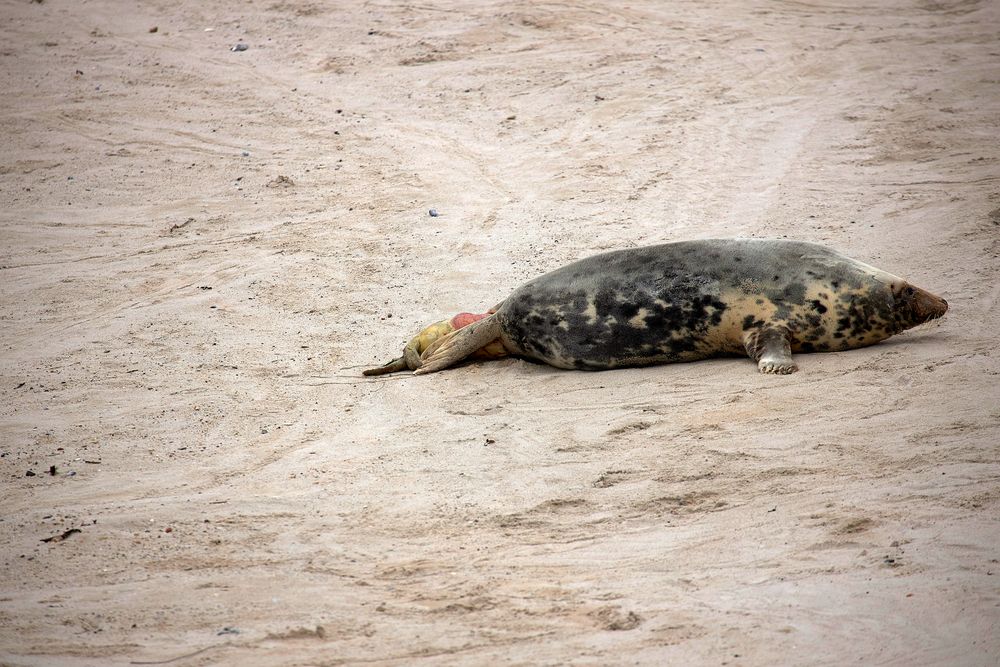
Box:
[364,239,947,376]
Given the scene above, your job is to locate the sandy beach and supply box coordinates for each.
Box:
[1,0,999,665]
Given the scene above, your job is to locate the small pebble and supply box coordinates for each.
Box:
[429,209,439,217]
[231,43,249,52]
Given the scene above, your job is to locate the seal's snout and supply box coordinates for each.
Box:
[912,286,948,323]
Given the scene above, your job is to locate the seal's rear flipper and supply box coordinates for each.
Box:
[362,357,409,376]
[414,314,503,375]
[744,325,798,374]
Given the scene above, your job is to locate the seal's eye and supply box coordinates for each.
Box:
[904,286,915,297]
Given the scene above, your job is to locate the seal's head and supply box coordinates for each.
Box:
[828,258,950,347]
[889,281,948,333]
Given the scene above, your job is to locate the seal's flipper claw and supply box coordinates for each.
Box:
[362,357,409,376]
[744,326,798,375]
[414,315,503,375]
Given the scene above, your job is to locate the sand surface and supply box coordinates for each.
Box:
[2,0,999,665]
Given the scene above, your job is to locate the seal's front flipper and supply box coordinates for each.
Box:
[744,325,798,374]
[414,314,504,375]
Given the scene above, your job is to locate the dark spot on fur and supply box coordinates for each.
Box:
[668,337,695,353]
[594,288,616,318]
[811,299,828,314]
[644,312,667,330]
[619,302,640,319]
[780,282,807,304]
[530,342,551,358]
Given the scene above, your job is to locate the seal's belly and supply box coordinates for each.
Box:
[497,279,735,370]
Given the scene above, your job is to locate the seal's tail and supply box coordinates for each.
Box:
[414,314,503,375]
